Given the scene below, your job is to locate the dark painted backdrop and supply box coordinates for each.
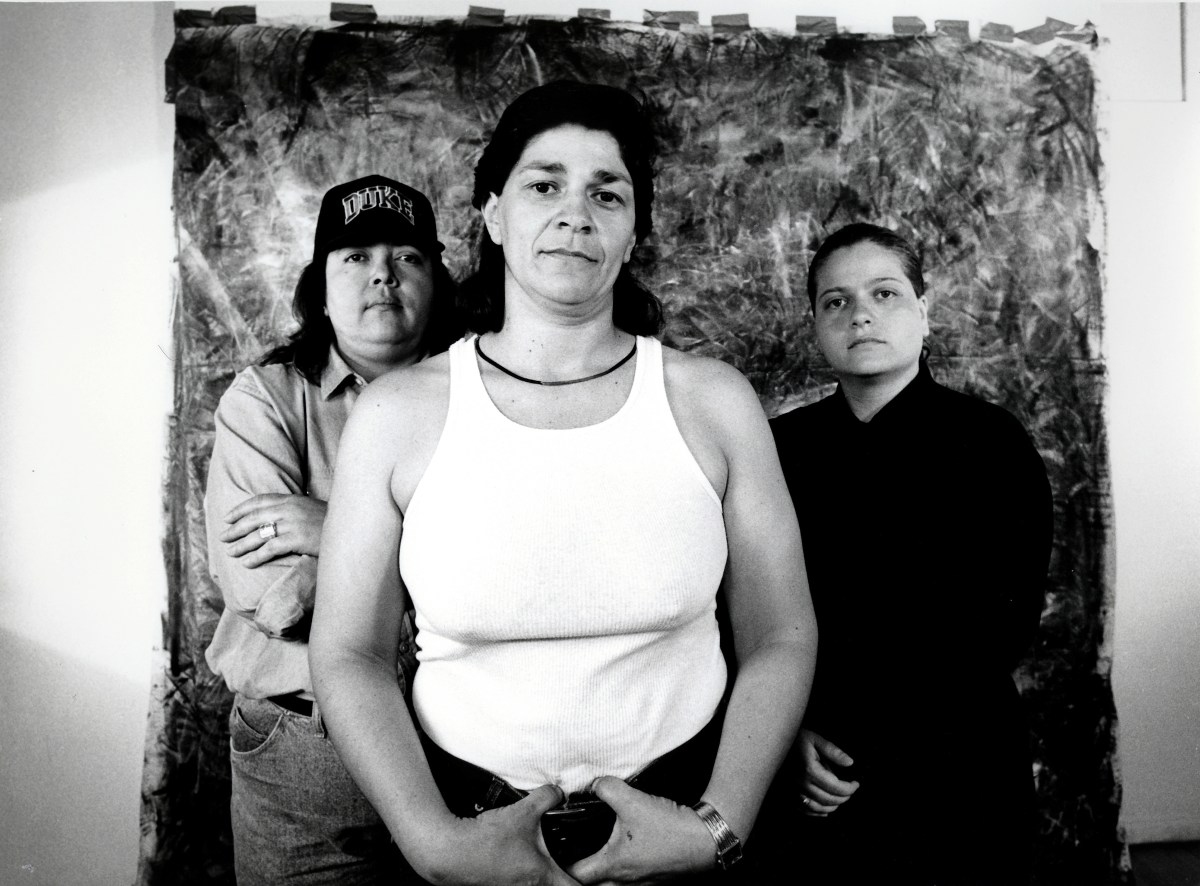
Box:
[141,16,1124,885]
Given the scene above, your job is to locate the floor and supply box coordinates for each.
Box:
[1131,842,1200,886]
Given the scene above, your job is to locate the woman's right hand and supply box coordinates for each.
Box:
[418,785,580,886]
[798,728,860,816]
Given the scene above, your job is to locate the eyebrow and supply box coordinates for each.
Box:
[515,160,632,186]
[818,276,907,298]
[594,169,632,186]
[517,161,567,176]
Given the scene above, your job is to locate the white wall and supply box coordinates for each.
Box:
[0,3,1194,883]
[0,3,175,885]
[1106,3,1200,846]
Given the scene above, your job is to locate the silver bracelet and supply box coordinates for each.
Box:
[692,800,743,870]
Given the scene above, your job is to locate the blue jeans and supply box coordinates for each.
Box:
[229,694,404,885]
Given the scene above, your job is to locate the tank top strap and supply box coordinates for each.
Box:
[631,336,722,507]
[445,334,495,431]
[615,335,661,422]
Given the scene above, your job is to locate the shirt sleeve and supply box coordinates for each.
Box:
[983,410,1055,669]
[204,369,315,636]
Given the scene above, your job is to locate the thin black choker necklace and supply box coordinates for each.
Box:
[474,336,637,387]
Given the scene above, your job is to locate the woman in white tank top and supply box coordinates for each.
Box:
[311,81,817,885]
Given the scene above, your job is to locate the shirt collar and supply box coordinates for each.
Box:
[319,346,365,400]
[833,360,936,430]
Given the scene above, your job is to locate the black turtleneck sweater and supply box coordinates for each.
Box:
[766,362,1052,884]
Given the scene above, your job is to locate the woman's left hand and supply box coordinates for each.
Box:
[220,493,328,566]
[567,778,715,885]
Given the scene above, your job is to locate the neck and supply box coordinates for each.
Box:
[335,340,422,382]
[483,307,630,383]
[838,361,921,422]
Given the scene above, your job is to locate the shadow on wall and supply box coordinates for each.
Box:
[0,626,149,886]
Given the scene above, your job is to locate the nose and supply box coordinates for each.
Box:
[850,296,875,327]
[556,190,594,233]
[370,255,398,288]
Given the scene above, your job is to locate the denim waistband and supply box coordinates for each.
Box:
[267,692,314,718]
[422,711,722,814]
[421,712,723,865]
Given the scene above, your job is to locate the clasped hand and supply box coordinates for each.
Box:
[427,779,715,886]
[567,777,716,884]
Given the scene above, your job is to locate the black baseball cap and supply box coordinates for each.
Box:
[313,175,444,259]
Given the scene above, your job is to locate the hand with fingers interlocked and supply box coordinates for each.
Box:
[221,493,328,566]
[797,728,859,817]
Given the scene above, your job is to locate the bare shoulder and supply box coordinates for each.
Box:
[661,344,764,424]
[340,354,448,460]
[365,352,449,403]
[351,353,447,430]
[345,353,451,511]
[660,345,770,499]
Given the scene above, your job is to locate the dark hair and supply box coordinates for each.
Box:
[260,250,461,384]
[458,80,663,336]
[806,223,926,312]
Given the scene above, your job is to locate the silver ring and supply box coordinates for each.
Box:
[801,796,812,807]
[257,522,278,540]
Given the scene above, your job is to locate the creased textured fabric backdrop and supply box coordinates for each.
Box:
[143,18,1125,885]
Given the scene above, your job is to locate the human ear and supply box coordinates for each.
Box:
[482,193,503,246]
[917,295,930,336]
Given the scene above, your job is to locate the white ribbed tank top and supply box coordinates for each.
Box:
[399,334,728,793]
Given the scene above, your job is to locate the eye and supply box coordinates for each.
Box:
[394,251,424,266]
[876,288,898,300]
[530,181,557,195]
[821,296,846,311]
[593,190,624,206]
[343,251,368,263]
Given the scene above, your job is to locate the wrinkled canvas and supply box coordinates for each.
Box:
[144,18,1122,885]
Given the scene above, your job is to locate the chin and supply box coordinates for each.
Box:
[543,287,607,306]
[839,357,887,374]
[834,358,892,376]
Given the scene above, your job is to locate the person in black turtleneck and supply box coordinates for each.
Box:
[763,223,1053,885]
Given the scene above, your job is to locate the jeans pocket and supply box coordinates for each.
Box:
[230,698,285,756]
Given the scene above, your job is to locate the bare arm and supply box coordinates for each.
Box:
[309,374,576,886]
[571,359,817,881]
[695,363,817,842]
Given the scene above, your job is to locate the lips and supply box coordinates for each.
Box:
[542,248,597,262]
[848,337,886,349]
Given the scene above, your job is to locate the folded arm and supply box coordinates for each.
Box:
[205,374,318,637]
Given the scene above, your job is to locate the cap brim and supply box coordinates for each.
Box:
[319,230,444,257]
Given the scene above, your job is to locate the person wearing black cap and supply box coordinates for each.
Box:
[203,175,460,885]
